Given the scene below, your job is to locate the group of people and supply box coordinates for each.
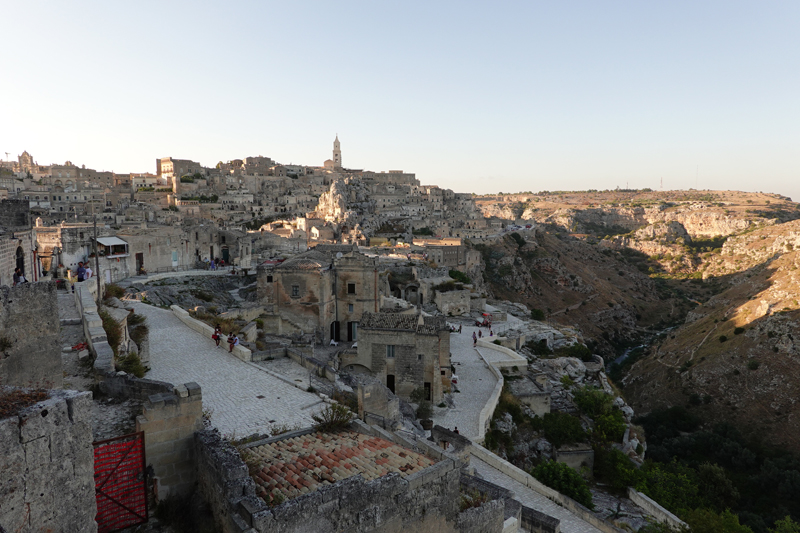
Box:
[207,258,226,271]
[12,267,28,286]
[472,328,494,346]
[211,326,239,353]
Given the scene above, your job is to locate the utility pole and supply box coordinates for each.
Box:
[94,215,101,305]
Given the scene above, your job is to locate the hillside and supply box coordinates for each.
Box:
[624,220,800,452]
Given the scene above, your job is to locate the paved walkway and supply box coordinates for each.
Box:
[471,455,603,533]
[131,302,323,438]
[430,324,498,440]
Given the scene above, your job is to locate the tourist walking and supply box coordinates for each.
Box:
[478,330,482,339]
[472,331,477,346]
[212,326,222,348]
[76,262,86,282]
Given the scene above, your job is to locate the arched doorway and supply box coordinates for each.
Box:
[16,246,25,276]
[330,321,340,342]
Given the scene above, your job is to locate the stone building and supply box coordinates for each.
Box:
[258,246,384,343]
[0,199,38,286]
[343,311,451,403]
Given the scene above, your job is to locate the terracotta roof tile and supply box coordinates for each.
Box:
[246,430,436,503]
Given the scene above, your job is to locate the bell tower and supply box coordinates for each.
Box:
[332,135,342,168]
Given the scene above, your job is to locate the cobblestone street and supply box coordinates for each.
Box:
[430,324,498,440]
[130,302,324,438]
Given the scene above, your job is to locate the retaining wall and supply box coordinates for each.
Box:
[0,389,97,532]
[628,488,688,530]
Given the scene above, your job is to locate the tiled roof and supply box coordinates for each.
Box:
[360,312,448,334]
[246,430,435,503]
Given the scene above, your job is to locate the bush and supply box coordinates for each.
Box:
[719,335,728,343]
[682,508,754,533]
[116,352,147,378]
[554,343,593,362]
[747,360,760,370]
[572,386,613,418]
[593,410,627,443]
[460,489,491,511]
[530,308,546,320]
[416,400,433,420]
[99,309,122,355]
[594,446,640,490]
[449,269,471,284]
[636,461,700,515]
[532,461,593,509]
[311,403,353,431]
[104,283,125,299]
[734,327,745,335]
[535,412,586,448]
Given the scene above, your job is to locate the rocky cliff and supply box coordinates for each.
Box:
[624,219,800,452]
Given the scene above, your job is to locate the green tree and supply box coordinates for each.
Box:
[573,386,614,418]
[697,462,739,512]
[537,412,586,448]
[532,461,593,509]
[636,461,699,515]
[594,446,640,490]
[682,508,753,533]
[770,517,800,533]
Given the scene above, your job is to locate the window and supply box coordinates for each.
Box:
[267,275,273,283]
[441,370,446,376]
[347,283,356,294]
[386,345,395,358]
[418,354,423,361]
[172,251,178,262]
[291,285,300,297]
[348,304,354,313]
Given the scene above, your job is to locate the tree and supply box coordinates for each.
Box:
[770,517,800,533]
[537,412,586,448]
[682,509,753,533]
[697,462,739,512]
[636,461,699,515]
[532,461,593,509]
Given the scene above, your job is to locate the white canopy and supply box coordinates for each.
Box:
[96,236,128,247]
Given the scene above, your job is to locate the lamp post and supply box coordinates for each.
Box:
[93,215,101,304]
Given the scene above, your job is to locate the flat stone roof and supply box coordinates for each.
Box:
[246,430,435,502]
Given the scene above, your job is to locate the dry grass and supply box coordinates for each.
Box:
[0,387,49,419]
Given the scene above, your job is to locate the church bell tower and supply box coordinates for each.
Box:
[332,135,342,168]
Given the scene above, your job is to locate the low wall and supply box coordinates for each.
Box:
[74,281,116,375]
[100,371,173,400]
[628,488,688,530]
[475,340,528,372]
[135,382,204,498]
[171,305,252,362]
[554,446,594,475]
[285,347,336,381]
[0,389,97,532]
[469,443,626,533]
[475,349,504,443]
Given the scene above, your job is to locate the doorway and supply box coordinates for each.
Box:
[15,246,24,276]
[135,253,144,274]
[424,382,431,401]
[330,321,340,342]
[387,375,395,394]
[347,322,358,342]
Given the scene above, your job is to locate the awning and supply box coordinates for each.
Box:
[96,236,128,247]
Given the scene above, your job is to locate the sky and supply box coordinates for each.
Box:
[2,1,799,200]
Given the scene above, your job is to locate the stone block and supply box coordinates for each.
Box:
[18,396,69,443]
[174,384,189,398]
[145,440,176,458]
[65,391,93,425]
[24,436,51,468]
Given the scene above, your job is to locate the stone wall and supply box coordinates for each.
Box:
[135,382,204,498]
[435,289,471,316]
[554,445,594,475]
[0,389,97,532]
[627,488,688,530]
[171,305,252,362]
[0,282,62,388]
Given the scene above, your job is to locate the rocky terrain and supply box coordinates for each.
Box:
[624,220,800,452]
[121,275,258,311]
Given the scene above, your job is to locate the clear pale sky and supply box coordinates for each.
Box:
[3,1,799,200]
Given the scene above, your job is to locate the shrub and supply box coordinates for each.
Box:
[747,360,760,370]
[734,327,745,335]
[530,308,546,320]
[594,446,640,490]
[719,335,728,343]
[682,508,754,533]
[509,232,526,248]
[99,309,122,355]
[460,489,491,511]
[416,400,433,420]
[129,324,148,347]
[636,461,700,515]
[104,283,125,299]
[532,461,593,509]
[409,387,426,403]
[116,352,146,378]
[449,269,471,284]
[593,410,627,443]
[311,403,353,431]
[572,386,613,418]
[555,343,593,363]
[535,412,586,448]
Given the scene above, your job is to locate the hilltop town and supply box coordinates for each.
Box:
[2,140,800,533]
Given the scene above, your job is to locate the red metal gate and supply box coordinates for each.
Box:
[93,432,148,532]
